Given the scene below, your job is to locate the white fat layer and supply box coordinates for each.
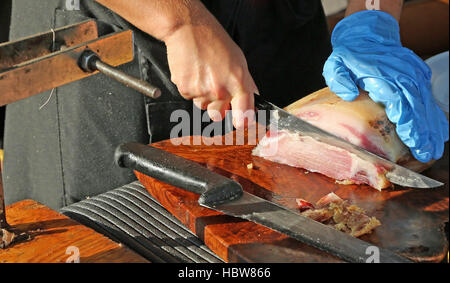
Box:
[292,105,409,162]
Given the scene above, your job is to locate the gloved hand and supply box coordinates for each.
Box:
[323,10,449,163]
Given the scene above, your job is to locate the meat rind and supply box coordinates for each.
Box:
[284,88,409,162]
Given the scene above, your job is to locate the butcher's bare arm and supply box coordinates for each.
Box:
[346,0,404,21]
[95,0,258,128]
[95,0,209,41]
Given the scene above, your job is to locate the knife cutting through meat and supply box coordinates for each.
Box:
[253,88,441,190]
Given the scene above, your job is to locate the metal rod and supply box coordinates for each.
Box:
[94,59,161,99]
[78,50,161,99]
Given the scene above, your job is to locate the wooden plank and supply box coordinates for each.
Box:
[0,20,98,70]
[0,29,134,106]
[0,200,149,263]
[136,133,449,263]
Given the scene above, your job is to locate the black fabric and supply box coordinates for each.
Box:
[204,0,331,107]
[3,0,331,209]
[3,0,149,209]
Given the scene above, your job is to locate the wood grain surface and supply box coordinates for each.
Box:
[0,200,149,263]
[136,132,449,263]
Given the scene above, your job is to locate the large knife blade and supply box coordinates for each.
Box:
[115,142,412,263]
[254,95,443,189]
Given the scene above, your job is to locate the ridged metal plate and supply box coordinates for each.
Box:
[61,181,222,263]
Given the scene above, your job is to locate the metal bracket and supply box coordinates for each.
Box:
[0,20,160,106]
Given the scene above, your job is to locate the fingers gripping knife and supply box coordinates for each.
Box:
[0,20,161,248]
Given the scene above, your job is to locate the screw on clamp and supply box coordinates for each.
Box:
[78,50,162,99]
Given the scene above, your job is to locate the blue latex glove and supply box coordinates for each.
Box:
[323,10,449,163]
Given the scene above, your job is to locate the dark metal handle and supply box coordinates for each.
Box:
[254,94,273,111]
[79,50,161,99]
[114,142,243,207]
[0,179,8,229]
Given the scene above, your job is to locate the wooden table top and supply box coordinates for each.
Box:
[0,200,149,263]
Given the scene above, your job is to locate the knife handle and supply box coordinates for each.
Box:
[254,94,273,111]
[115,143,243,207]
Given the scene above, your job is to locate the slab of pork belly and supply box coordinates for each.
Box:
[252,88,417,190]
[284,88,410,163]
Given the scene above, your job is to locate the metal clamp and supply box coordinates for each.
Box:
[0,20,162,106]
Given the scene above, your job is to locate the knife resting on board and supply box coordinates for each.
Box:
[115,142,412,263]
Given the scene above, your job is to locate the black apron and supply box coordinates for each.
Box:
[3,0,331,209]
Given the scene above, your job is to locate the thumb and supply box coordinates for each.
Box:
[323,56,359,101]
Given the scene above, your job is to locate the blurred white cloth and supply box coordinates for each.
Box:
[321,0,348,15]
[426,51,449,119]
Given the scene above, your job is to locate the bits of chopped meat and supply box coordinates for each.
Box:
[297,193,381,237]
[1,228,31,249]
[328,202,381,237]
[316,192,343,207]
[295,199,315,212]
[301,208,334,223]
[1,228,16,249]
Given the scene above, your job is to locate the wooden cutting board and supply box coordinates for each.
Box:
[136,132,449,263]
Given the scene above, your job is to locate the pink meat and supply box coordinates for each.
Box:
[295,198,315,212]
[315,192,344,208]
[252,88,430,190]
[253,88,433,190]
[254,129,390,190]
[284,89,411,163]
